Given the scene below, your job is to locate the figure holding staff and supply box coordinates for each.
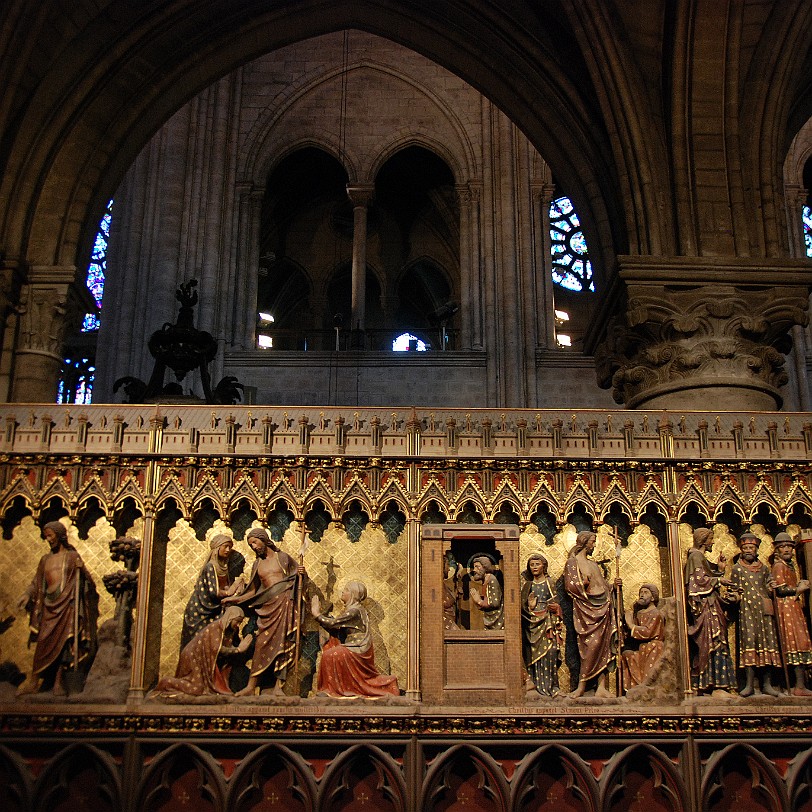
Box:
[223,527,308,697]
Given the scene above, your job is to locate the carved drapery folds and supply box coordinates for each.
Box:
[595,258,812,410]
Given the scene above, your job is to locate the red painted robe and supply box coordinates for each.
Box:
[772,559,812,666]
[26,549,98,676]
[315,604,399,698]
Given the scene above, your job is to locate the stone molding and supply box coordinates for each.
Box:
[0,403,810,462]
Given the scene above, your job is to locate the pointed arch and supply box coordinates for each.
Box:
[421,743,509,812]
[636,483,672,523]
[227,743,316,812]
[596,486,634,525]
[785,482,812,523]
[33,743,121,812]
[416,482,452,518]
[0,492,33,538]
[491,498,521,526]
[0,475,36,514]
[267,478,304,515]
[452,478,488,520]
[75,476,111,515]
[301,480,341,520]
[111,476,146,511]
[154,475,190,518]
[0,744,32,812]
[225,478,264,520]
[74,494,107,539]
[376,480,411,516]
[191,474,227,515]
[37,478,73,516]
[340,473,376,514]
[601,743,688,812]
[785,746,812,812]
[712,485,748,523]
[676,489,711,524]
[510,742,598,812]
[701,743,787,812]
[319,744,406,812]
[561,486,597,527]
[134,743,225,812]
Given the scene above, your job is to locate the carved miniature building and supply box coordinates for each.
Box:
[2,2,812,811]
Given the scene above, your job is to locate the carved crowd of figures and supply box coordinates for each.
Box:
[8,519,812,703]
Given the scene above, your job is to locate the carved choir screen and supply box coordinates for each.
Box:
[2,405,812,811]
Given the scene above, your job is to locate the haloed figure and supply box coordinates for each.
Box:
[521,553,564,697]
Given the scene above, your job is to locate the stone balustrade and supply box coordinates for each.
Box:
[0,404,809,462]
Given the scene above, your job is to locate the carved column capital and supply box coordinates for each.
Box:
[594,257,812,410]
[346,184,375,208]
[11,266,95,402]
[16,267,92,357]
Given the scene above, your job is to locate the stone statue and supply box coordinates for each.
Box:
[684,527,737,696]
[443,551,462,631]
[729,531,781,696]
[771,531,812,696]
[310,580,399,698]
[223,527,306,697]
[563,530,617,698]
[180,534,245,650]
[16,521,99,695]
[621,583,665,690]
[521,553,564,697]
[153,606,252,698]
[468,554,504,630]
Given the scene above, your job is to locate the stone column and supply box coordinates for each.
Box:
[785,184,808,258]
[531,181,557,347]
[457,184,473,349]
[594,257,812,410]
[784,185,811,409]
[667,518,693,699]
[468,183,484,350]
[0,258,25,400]
[235,186,265,350]
[346,184,374,345]
[406,517,421,701]
[11,266,94,402]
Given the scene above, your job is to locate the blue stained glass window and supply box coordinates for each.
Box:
[82,199,112,332]
[57,358,95,405]
[804,204,812,258]
[549,196,594,293]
